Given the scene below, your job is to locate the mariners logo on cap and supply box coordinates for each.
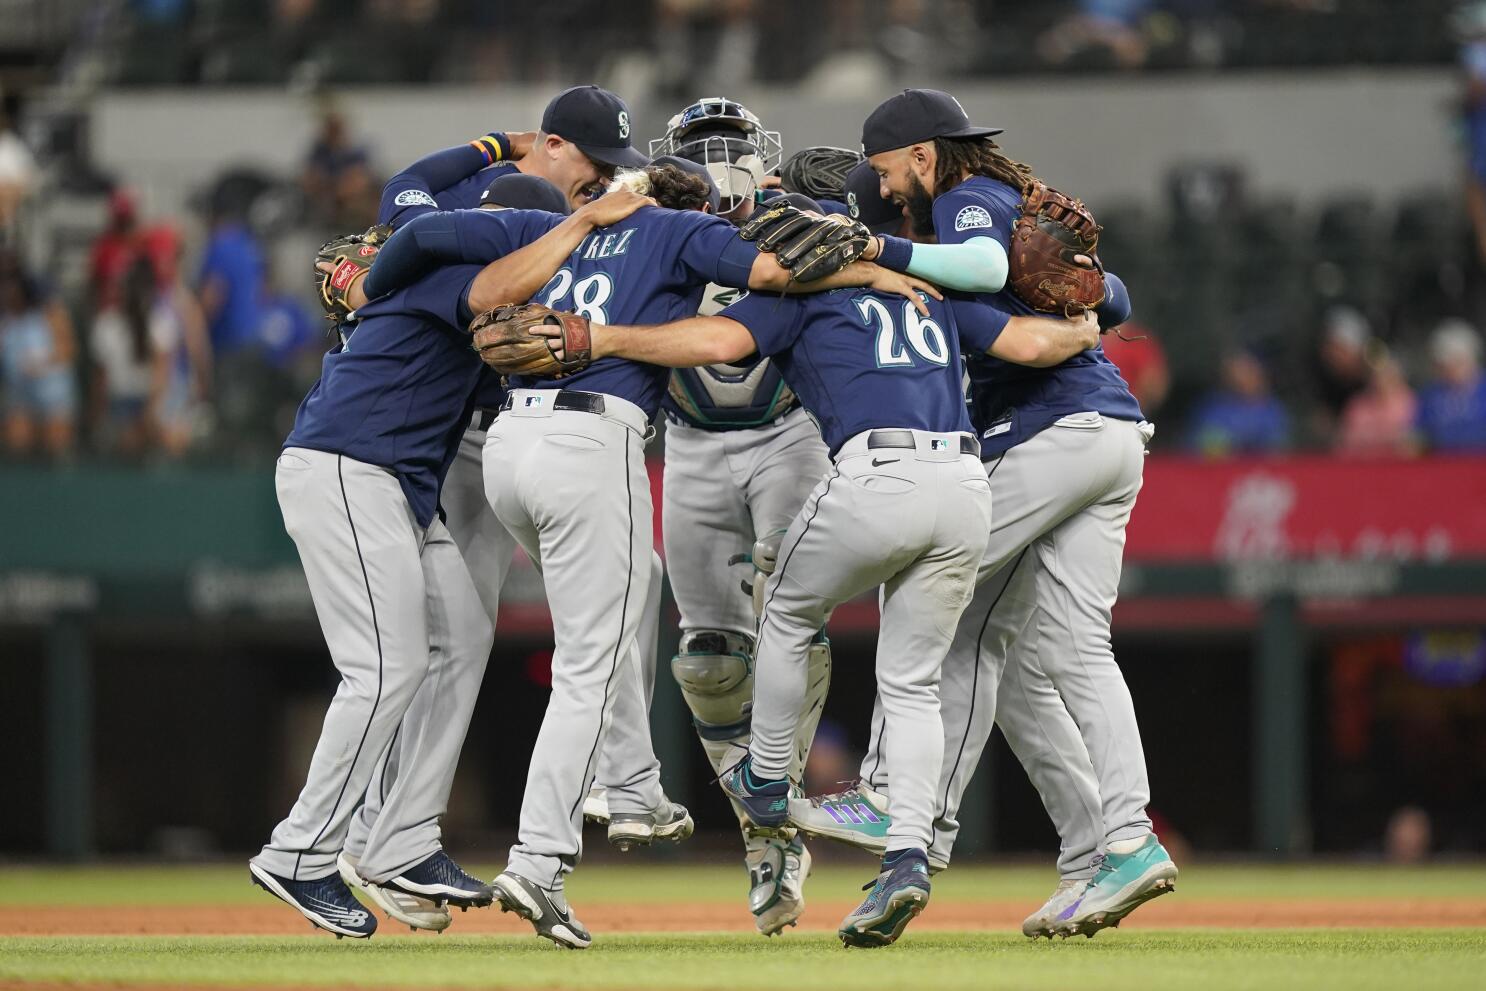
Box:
[954,205,993,232]
[618,111,630,139]
[847,191,859,218]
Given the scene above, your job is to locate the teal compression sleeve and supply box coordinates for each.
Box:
[903,236,1008,293]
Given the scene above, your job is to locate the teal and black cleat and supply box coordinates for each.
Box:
[838,849,931,948]
[718,755,790,831]
[1052,834,1178,938]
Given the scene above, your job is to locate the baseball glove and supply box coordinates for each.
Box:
[470,303,593,377]
[1007,181,1106,317]
[315,224,393,319]
[738,202,872,283]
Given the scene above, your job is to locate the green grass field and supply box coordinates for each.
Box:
[1,863,1483,990]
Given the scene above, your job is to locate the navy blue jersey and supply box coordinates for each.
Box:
[379,157,519,411]
[934,176,1142,456]
[286,266,483,527]
[454,205,759,417]
[720,289,972,456]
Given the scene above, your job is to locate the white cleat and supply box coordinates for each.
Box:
[338,852,451,932]
[582,787,611,825]
[748,835,812,936]
[1021,878,1087,939]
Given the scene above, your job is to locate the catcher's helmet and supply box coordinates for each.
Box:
[649,97,782,214]
[781,146,863,202]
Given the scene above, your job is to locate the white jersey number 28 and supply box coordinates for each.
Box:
[856,296,950,368]
[539,269,613,324]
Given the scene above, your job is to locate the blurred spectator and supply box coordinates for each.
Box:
[255,264,320,370]
[1099,324,1169,417]
[1186,349,1290,456]
[1383,805,1433,863]
[299,108,376,230]
[88,189,142,310]
[91,252,209,458]
[1416,319,1486,452]
[0,254,76,459]
[1458,2,1486,267]
[0,101,36,235]
[1039,0,1153,70]
[1335,350,1418,457]
[1312,306,1372,415]
[197,195,265,357]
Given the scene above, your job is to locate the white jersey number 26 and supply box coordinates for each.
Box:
[856,296,950,368]
[539,269,613,324]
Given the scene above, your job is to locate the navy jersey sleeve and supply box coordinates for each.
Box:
[387,264,483,331]
[932,181,1014,250]
[947,295,1013,355]
[718,292,805,357]
[378,134,516,227]
[665,210,762,288]
[363,209,564,299]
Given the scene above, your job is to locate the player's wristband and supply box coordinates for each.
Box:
[874,235,913,273]
[468,132,512,165]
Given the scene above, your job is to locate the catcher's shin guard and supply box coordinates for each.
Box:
[671,629,756,776]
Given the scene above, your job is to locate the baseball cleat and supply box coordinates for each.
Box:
[338,852,450,932]
[748,834,812,936]
[838,849,931,948]
[1051,834,1178,938]
[1021,877,1087,938]
[248,862,377,939]
[492,871,592,949]
[789,781,948,871]
[383,851,495,909]
[607,800,695,851]
[717,755,790,831]
[788,780,890,855]
[582,787,611,825]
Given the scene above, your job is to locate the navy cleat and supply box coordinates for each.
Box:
[838,849,931,948]
[383,851,495,909]
[717,756,791,832]
[248,862,377,939]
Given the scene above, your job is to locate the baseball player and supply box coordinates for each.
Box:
[634,98,833,935]
[537,263,1100,947]
[249,184,653,938]
[791,89,1177,938]
[366,164,932,948]
[345,87,676,875]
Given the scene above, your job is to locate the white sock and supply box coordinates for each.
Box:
[1106,834,1152,855]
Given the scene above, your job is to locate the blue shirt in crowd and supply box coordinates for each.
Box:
[1185,394,1290,455]
[199,222,265,355]
[1416,377,1486,451]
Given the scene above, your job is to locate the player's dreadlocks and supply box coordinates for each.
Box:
[608,164,711,212]
[933,137,1037,197]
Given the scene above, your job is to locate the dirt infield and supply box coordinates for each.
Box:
[5,897,1485,936]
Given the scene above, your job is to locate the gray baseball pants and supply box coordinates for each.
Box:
[482,390,662,890]
[252,447,493,882]
[861,414,1155,875]
[750,429,992,852]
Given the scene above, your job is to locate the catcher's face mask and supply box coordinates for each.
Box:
[650,97,782,215]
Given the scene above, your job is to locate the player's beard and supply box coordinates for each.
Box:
[904,173,935,237]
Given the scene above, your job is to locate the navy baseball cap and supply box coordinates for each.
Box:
[542,85,647,169]
[649,154,721,213]
[480,173,571,214]
[861,89,1002,157]
[842,160,902,234]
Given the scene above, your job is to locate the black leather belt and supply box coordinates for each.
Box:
[867,429,979,457]
[499,390,606,415]
[474,408,499,431]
